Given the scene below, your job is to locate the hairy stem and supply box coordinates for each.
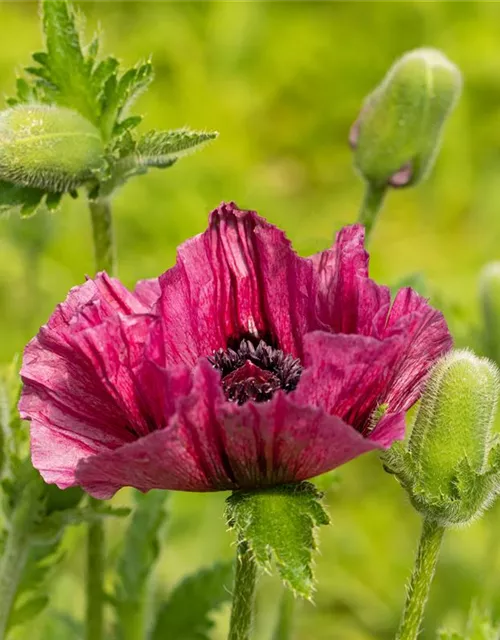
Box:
[396,519,445,640]
[85,195,116,640]
[89,197,115,275]
[228,539,257,640]
[357,182,387,243]
[272,588,296,640]
[0,468,43,638]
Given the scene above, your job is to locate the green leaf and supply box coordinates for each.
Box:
[152,562,233,640]
[41,0,97,122]
[438,603,500,639]
[226,482,330,599]
[136,129,218,168]
[8,538,64,630]
[8,596,49,630]
[99,61,153,141]
[114,490,169,638]
[0,181,45,217]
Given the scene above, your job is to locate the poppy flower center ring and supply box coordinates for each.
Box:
[209,338,303,405]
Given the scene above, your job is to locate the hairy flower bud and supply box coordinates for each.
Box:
[351,48,462,188]
[385,350,500,526]
[480,262,500,365]
[0,104,104,193]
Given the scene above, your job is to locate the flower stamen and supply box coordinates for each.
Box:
[209,339,303,405]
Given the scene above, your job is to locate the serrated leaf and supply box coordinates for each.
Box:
[114,490,169,639]
[136,129,218,168]
[152,562,233,640]
[0,180,45,217]
[100,61,153,140]
[226,482,330,599]
[113,115,142,137]
[41,0,97,122]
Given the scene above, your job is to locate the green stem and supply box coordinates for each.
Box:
[228,539,257,640]
[272,588,296,640]
[118,600,147,640]
[396,519,445,640]
[0,468,43,639]
[86,497,105,640]
[89,197,115,275]
[357,182,387,243]
[85,195,116,640]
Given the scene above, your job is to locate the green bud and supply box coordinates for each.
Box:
[480,262,500,365]
[385,350,500,527]
[351,48,462,188]
[0,104,104,193]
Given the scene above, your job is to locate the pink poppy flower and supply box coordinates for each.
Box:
[19,203,452,498]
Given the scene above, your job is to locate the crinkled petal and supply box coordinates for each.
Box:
[295,331,404,432]
[311,224,391,336]
[379,287,453,411]
[155,202,317,366]
[76,359,385,498]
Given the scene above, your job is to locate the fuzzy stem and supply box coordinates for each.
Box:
[228,539,257,640]
[357,182,387,243]
[85,195,116,640]
[0,469,43,638]
[272,588,296,640]
[89,197,115,275]
[396,519,445,640]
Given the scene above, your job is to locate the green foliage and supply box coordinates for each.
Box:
[1,0,217,216]
[353,48,462,188]
[113,490,168,639]
[8,538,63,631]
[136,130,219,168]
[152,562,233,640]
[226,483,330,599]
[384,350,500,526]
[479,263,500,366]
[439,604,500,639]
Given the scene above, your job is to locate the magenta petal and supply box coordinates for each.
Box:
[31,423,101,488]
[380,287,453,412]
[311,224,391,336]
[155,202,316,365]
[295,331,403,431]
[368,411,406,447]
[76,359,385,498]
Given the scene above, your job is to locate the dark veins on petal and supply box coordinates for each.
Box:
[209,338,303,405]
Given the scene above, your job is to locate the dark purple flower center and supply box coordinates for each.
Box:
[209,339,303,405]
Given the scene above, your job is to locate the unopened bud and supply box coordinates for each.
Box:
[386,350,500,526]
[0,104,104,192]
[351,48,462,188]
[480,262,500,365]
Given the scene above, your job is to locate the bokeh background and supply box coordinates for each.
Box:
[1,1,500,639]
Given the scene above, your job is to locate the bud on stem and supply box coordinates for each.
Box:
[0,105,104,193]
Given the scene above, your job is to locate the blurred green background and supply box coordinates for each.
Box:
[1,1,500,639]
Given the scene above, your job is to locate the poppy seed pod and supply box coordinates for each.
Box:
[0,104,104,193]
[351,48,462,188]
[387,350,500,527]
[480,262,500,365]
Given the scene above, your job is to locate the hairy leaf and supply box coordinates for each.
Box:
[152,562,233,640]
[0,181,45,217]
[136,129,218,168]
[226,482,330,599]
[40,0,97,122]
